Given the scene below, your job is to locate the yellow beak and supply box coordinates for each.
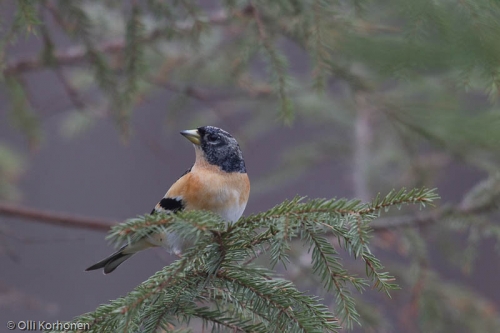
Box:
[180,129,201,145]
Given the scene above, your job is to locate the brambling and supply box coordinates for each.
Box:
[86,126,250,274]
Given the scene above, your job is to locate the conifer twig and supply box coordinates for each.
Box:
[3,10,230,76]
[371,191,499,231]
[43,187,436,332]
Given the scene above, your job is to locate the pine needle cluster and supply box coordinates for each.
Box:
[44,187,438,333]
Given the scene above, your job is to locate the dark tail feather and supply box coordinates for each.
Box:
[85,245,134,274]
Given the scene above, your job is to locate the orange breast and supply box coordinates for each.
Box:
[166,164,250,221]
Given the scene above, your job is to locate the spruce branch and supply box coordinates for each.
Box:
[3,9,229,76]
[371,177,500,231]
[302,222,365,328]
[56,187,439,332]
[12,0,41,35]
[204,285,273,329]
[249,1,294,124]
[74,246,207,332]
[310,0,333,91]
[216,265,341,332]
[185,307,248,332]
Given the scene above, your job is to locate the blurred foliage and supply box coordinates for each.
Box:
[1,0,500,332]
[0,143,24,201]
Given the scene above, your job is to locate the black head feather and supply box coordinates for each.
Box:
[196,126,246,173]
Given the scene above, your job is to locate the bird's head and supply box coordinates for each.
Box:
[181,126,246,173]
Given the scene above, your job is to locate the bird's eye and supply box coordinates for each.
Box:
[207,134,218,142]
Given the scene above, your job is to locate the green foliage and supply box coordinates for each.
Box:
[3,1,500,332]
[45,187,438,332]
[12,0,41,36]
[3,0,500,132]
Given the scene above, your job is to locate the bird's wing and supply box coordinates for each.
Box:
[150,166,192,215]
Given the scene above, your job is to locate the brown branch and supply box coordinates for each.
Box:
[54,67,86,110]
[371,210,444,231]
[248,2,267,40]
[0,202,116,232]
[243,243,271,266]
[3,39,122,75]
[3,10,230,76]
[148,78,216,105]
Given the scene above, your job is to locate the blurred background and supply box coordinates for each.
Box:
[1,0,500,332]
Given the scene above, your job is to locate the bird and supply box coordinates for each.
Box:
[85,126,250,274]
